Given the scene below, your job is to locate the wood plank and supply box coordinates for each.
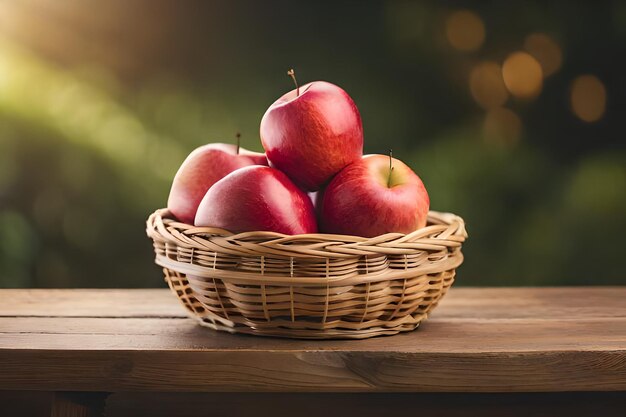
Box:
[433,287,626,319]
[0,289,185,317]
[0,287,624,392]
[0,350,626,392]
[0,317,625,391]
[0,349,624,392]
[1,287,625,319]
[1,317,625,352]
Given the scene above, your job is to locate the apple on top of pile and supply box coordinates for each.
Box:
[167,70,429,238]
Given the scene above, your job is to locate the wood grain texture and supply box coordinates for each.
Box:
[0,288,624,393]
[2,287,623,319]
[0,289,181,317]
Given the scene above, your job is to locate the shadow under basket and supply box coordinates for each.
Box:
[147,208,467,339]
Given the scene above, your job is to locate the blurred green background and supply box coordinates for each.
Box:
[0,0,624,288]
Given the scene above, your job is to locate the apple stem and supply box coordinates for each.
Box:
[387,149,394,188]
[236,132,241,155]
[287,68,300,96]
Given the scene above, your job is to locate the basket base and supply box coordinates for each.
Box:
[193,315,421,340]
[164,268,431,339]
[164,268,449,339]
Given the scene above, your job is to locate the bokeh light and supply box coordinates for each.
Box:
[502,52,543,99]
[469,61,509,109]
[483,107,522,146]
[445,10,485,52]
[570,75,607,122]
[524,33,563,77]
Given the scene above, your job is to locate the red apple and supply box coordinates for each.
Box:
[260,79,363,191]
[318,154,429,237]
[194,165,318,235]
[167,143,267,224]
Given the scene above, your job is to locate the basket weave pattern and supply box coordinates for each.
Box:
[147,208,467,339]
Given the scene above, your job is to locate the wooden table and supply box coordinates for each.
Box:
[1,287,625,416]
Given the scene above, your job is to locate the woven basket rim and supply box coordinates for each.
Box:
[147,208,467,245]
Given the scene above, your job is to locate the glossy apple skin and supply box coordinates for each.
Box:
[194,166,318,235]
[260,81,363,191]
[167,143,267,224]
[307,191,318,208]
[318,155,429,237]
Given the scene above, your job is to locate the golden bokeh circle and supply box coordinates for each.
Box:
[502,52,543,99]
[570,75,606,122]
[469,61,509,109]
[524,33,562,77]
[445,10,485,52]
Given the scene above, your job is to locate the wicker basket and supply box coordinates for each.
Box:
[147,208,467,339]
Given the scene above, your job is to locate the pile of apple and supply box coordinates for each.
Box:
[167,72,429,238]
